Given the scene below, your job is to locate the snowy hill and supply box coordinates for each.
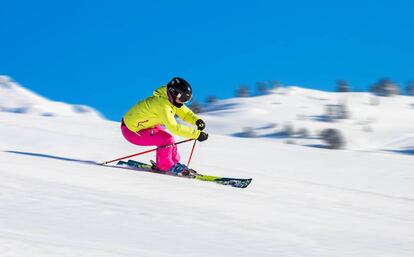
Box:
[1,82,414,256]
[202,86,414,152]
[0,76,103,119]
[1,105,414,256]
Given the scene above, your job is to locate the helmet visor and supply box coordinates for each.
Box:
[177,92,192,103]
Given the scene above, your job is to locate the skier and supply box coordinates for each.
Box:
[121,77,208,175]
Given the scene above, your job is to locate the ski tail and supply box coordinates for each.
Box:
[119,160,153,169]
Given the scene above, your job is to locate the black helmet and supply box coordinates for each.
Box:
[167,77,192,103]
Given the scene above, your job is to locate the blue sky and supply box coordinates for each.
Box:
[1,0,413,120]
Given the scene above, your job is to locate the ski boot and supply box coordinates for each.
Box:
[167,162,188,176]
[169,162,200,177]
[151,161,197,177]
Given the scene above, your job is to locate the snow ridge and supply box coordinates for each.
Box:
[0,76,103,119]
[202,86,414,151]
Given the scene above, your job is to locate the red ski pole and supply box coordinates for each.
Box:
[183,140,197,174]
[101,138,194,165]
[187,140,197,167]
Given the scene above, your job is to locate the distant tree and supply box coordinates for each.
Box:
[206,95,218,104]
[336,80,351,92]
[297,128,309,138]
[282,123,294,137]
[370,78,400,97]
[325,104,350,121]
[285,139,296,145]
[236,84,249,97]
[73,105,91,113]
[406,81,414,96]
[269,123,278,129]
[256,82,268,95]
[189,100,202,113]
[269,80,281,89]
[241,127,256,138]
[320,128,346,149]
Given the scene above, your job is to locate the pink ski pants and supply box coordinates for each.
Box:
[121,122,180,171]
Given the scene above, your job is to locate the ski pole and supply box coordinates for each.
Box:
[183,140,197,174]
[101,138,194,165]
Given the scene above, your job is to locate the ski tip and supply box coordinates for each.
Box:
[242,179,253,188]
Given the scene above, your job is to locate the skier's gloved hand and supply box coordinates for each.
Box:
[197,132,208,142]
[196,119,206,131]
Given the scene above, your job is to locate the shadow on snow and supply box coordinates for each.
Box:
[4,150,99,165]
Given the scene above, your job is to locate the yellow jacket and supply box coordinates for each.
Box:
[123,86,201,139]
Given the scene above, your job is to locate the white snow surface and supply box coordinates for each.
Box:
[0,76,103,119]
[1,113,414,257]
[1,83,414,256]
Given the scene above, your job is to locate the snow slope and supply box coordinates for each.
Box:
[202,87,414,151]
[0,76,103,119]
[1,111,414,257]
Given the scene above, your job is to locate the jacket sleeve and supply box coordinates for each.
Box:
[158,103,200,139]
[175,104,201,125]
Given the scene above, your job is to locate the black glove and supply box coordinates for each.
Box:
[196,119,206,131]
[197,132,208,142]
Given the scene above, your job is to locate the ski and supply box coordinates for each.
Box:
[114,160,252,189]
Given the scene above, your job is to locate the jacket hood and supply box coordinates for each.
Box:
[153,85,168,99]
[153,85,183,108]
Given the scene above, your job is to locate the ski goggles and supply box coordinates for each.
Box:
[176,92,192,103]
